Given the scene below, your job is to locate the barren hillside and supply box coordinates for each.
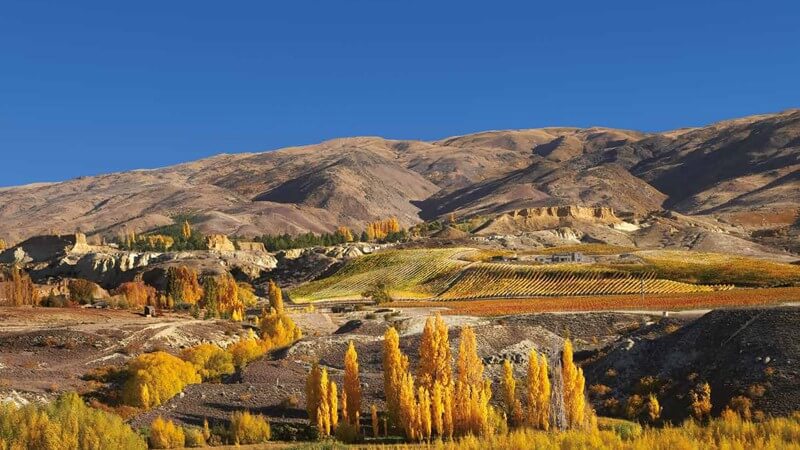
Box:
[0,110,797,249]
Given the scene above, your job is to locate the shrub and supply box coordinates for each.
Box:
[181,343,235,381]
[183,427,206,448]
[0,392,145,449]
[112,281,157,308]
[121,352,201,408]
[227,334,267,369]
[260,308,302,348]
[238,281,258,307]
[728,395,753,420]
[68,278,100,304]
[149,416,185,449]
[228,411,271,445]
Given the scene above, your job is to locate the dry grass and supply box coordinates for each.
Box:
[389,287,800,316]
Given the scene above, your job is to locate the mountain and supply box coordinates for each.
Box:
[0,110,797,251]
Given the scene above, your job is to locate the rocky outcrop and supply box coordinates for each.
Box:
[0,233,91,265]
[206,234,236,252]
[474,206,620,235]
[236,241,267,253]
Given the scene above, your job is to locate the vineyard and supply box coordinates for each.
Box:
[290,248,739,303]
[393,287,800,316]
[289,248,469,302]
[438,263,732,300]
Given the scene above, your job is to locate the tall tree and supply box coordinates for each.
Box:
[501,359,524,427]
[417,314,452,391]
[382,327,408,425]
[181,220,192,239]
[344,341,362,429]
[526,351,551,430]
[456,325,483,387]
[562,339,587,429]
[268,280,284,314]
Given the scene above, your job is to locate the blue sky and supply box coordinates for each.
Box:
[1,0,799,186]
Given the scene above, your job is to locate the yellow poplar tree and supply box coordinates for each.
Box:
[181,220,192,239]
[453,325,492,437]
[306,363,322,424]
[562,339,588,429]
[329,381,339,431]
[418,314,452,392]
[344,341,362,429]
[501,359,524,427]
[383,327,409,425]
[268,280,284,314]
[371,405,379,438]
[526,351,551,430]
[398,372,418,440]
[318,367,331,436]
[417,386,432,441]
[456,326,483,387]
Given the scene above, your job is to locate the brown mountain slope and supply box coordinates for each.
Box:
[0,110,797,246]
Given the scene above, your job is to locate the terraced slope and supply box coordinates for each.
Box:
[439,263,731,300]
[289,248,469,302]
[289,248,736,303]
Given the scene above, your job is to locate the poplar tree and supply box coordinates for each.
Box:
[501,359,523,427]
[268,280,284,313]
[344,341,362,429]
[383,327,408,425]
[526,351,551,430]
[181,220,192,239]
[417,314,452,391]
[562,339,588,429]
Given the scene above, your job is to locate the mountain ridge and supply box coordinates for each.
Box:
[0,110,797,252]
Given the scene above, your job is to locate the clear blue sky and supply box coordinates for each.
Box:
[2,0,799,186]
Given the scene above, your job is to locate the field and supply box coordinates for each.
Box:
[439,263,731,300]
[289,248,470,302]
[288,248,773,303]
[391,287,800,316]
[625,250,800,286]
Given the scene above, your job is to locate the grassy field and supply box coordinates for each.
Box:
[286,247,788,303]
[390,287,800,316]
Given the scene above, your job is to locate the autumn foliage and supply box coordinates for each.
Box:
[228,410,271,445]
[166,265,203,305]
[121,351,201,408]
[112,281,157,308]
[181,343,235,381]
[526,350,551,430]
[149,416,185,449]
[365,217,401,241]
[343,341,362,429]
[1,266,39,306]
[202,273,243,320]
[0,392,146,449]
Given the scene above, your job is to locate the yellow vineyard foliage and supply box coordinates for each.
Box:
[121,351,201,408]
